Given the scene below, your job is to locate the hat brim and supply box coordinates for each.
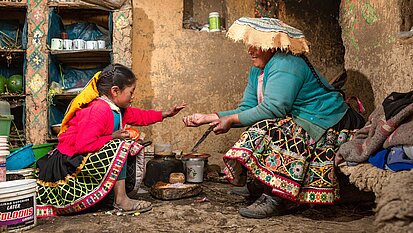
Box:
[226,18,310,55]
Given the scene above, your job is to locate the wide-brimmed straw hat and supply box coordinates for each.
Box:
[226,17,310,55]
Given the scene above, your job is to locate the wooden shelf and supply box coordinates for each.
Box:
[0,49,25,53]
[0,2,27,8]
[47,137,58,143]
[0,94,25,99]
[53,93,78,100]
[50,49,112,64]
[48,1,113,11]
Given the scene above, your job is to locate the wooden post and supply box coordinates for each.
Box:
[112,0,132,68]
[25,0,49,144]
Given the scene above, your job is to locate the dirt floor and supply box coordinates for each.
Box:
[27,180,376,233]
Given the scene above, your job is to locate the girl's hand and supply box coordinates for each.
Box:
[112,129,130,139]
[211,114,239,134]
[162,103,187,118]
[183,113,219,127]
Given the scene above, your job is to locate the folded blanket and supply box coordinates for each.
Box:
[338,102,413,162]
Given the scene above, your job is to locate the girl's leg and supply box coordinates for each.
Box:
[113,179,152,212]
[113,162,151,212]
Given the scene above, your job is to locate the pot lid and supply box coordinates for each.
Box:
[182,153,210,160]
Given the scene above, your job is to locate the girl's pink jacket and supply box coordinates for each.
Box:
[57,98,163,156]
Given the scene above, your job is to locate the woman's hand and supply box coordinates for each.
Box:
[162,103,187,118]
[211,114,239,134]
[183,113,219,127]
[112,128,130,140]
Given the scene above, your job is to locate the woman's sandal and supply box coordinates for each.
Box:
[113,200,152,215]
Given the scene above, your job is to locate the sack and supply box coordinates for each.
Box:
[125,149,145,198]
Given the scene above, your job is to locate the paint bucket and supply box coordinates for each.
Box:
[6,168,35,181]
[184,157,205,183]
[0,150,8,182]
[0,179,37,232]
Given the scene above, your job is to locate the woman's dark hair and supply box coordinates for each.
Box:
[96,63,136,96]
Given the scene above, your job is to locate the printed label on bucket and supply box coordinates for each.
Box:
[0,196,35,230]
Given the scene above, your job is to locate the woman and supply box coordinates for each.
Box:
[183,17,364,219]
[37,64,185,217]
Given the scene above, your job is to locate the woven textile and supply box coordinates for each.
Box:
[223,118,357,204]
[226,17,310,54]
[36,139,144,217]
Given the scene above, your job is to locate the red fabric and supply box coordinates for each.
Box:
[57,99,163,156]
[257,71,264,104]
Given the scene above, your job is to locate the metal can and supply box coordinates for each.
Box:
[209,12,221,32]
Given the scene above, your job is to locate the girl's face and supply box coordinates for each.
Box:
[110,83,136,108]
[247,46,274,69]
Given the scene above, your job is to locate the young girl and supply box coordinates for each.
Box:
[36,63,186,217]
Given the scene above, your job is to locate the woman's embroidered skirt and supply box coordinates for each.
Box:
[223,118,357,205]
[36,139,144,218]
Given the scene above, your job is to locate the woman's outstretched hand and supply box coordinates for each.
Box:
[162,103,187,118]
[183,113,219,127]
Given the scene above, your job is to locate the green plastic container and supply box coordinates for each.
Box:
[10,143,55,161]
[0,115,14,136]
[32,143,55,161]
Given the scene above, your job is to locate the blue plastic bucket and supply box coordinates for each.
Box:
[6,144,35,171]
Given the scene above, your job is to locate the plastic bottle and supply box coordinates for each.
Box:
[209,12,221,32]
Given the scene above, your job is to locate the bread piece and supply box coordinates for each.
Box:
[169,172,185,184]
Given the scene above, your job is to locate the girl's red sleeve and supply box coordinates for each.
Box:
[123,107,163,126]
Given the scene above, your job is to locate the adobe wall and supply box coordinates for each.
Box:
[131,0,349,163]
[340,0,413,116]
[131,0,254,159]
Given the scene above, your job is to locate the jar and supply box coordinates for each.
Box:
[209,12,221,32]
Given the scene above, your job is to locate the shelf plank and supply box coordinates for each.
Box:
[53,93,78,101]
[0,2,27,8]
[47,137,58,143]
[0,49,25,53]
[50,49,112,64]
[50,49,112,55]
[0,94,26,99]
[48,1,110,11]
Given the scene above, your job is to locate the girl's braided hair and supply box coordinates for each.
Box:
[96,63,136,96]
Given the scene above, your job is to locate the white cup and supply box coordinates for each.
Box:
[73,39,85,50]
[86,40,98,50]
[63,39,73,50]
[97,40,106,49]
[51,38,63,50]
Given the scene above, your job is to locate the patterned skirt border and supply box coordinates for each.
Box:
[36,141,135,218]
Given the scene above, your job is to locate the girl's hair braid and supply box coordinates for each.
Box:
[96,63,136,96]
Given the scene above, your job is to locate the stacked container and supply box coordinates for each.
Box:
[0,101,13,137]
[0,101,12,182]
[0,136,8,182]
